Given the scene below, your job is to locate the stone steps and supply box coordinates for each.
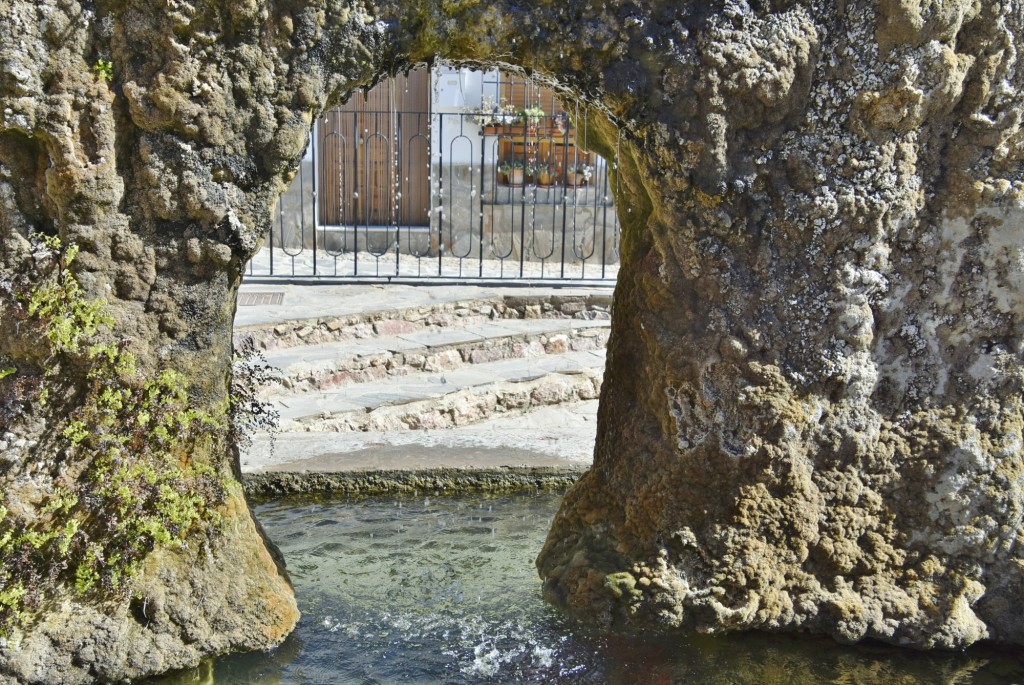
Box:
[261,317,610,394]
[240,400,600,475]
[239,293,610,473]
[241,293,613,435]
[275,349,605,431]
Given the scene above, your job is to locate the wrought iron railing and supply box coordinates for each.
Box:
[247,110,620,284]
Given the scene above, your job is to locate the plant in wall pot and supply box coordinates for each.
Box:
[467,95,518,128]
[566,164,593,186]
[521,104,545,134]
[499,160,526,186]
[536,163,556,186]
[554,113,568,137]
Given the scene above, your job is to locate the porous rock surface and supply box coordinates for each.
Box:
[535,0,1024,651]
[0,0,1022,681]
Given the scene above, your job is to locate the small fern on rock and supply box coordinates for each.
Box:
[0,235,228,637]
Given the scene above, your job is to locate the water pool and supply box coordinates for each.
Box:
[149,491,1024,684]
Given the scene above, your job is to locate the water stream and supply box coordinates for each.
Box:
[149,491,1024,684]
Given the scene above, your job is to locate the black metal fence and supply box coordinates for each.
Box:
[247,110,621,284]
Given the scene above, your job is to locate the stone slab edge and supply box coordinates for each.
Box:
[242,466,586,499]
[234,294,614,350]
[286,369,603,431]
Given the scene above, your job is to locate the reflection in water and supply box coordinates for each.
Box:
[146,492,1024,685]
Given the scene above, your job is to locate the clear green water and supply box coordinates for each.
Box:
[150,491,1024,685]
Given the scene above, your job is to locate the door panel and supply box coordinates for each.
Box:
[318,68,430,227]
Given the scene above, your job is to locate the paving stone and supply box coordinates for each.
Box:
[373,319,420,336]
[551,294,587,307]
[544,334,570,354]
[396,328,483,347]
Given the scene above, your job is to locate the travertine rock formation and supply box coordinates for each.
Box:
[535,0,1024,651]
[0,0,1021,681]
[0,1,361,681]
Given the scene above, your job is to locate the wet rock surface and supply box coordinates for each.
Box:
[0,0,1022,681]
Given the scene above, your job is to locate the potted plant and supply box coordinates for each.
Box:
[566,164,593,187]
[520,104,545,134]
[499,160,526,186]
[536,163,556,186]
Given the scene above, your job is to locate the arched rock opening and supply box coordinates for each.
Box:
[0,0,1022,682]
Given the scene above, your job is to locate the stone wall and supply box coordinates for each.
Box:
[0,0,1022,681]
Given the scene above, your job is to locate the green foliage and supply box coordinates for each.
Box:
[519,104,545,123]
[91,59,113,82]
[55,357,226,599]
[499,160,525,174]
[27,237,112,355]
[0,235,227,637]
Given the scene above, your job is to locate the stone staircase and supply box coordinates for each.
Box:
[234,292,611,487]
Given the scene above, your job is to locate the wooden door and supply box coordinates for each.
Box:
[318,68,430,227]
